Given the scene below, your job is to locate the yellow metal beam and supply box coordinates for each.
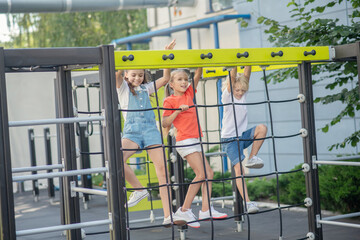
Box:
[76,46,331,72]
[114,46,331,70]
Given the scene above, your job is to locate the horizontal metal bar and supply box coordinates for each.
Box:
[12,164,63,173]
[317,155,360,162]
[322,212,360,221]
[13,167,108,182]
[130,216,164,224]
[113,14,249,45]
[192,195,233,204]
[314,160,360,167]
[318,219,360,229]
[16,218,111,236]
[4,47,102,68]
[205,151,226,157]
[9,116,104,127]
[72,187,107,197]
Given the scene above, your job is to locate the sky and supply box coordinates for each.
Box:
[0,15,11,42]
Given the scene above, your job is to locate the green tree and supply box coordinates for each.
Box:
[244,0,360,151]
[4,10,148,49]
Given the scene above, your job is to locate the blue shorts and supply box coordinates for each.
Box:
[221,127,256,166]
[123,118,162,149]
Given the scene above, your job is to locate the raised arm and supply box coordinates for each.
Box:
[227,67,237,92]
[226,66,251,92]
[155,39,177,90]
[192,67,203,89]
[243,65,251,81]
[115,69,124,89]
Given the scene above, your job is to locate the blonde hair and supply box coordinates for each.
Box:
[222,72,249,92]
[170,69,190,83]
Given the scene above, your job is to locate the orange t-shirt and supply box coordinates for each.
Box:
[163,85,203,142]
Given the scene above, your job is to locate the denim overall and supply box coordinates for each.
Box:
[123,85,161,148]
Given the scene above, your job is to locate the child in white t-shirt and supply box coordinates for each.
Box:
[221,66,267,213]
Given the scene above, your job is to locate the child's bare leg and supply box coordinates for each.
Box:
[201,157,213,212]
[234,162,250,202]
[147,147,171,218]
[182,152,204,211]
[122,138,143,189]
[249,124,267,159]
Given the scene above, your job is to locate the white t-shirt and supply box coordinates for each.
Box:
[221,89,248,138]
[116,81,155,120]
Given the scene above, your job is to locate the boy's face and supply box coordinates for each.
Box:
[170,72,189,94]
[233,82,247,100]
[125,69,145,87]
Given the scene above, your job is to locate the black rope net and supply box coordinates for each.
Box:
[76,67,309,240]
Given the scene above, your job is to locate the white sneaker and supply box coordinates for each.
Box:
[127,190,149,207]
[162,213,187,227]
[245,156,264,169]
[199,205,228,220]
[246,201,259,213]
[174,207,200,228]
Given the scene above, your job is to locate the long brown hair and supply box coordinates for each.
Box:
[124,69,151,96]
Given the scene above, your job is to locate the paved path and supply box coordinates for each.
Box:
[14,190,360,239]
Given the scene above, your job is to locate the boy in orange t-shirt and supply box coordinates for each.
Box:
[162,68,227,228]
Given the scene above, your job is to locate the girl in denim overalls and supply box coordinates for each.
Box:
[116,40,186,226]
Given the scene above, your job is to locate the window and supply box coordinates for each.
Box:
[209,0,233,12]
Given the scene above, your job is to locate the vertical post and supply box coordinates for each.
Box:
[55,67,81,240]
[169,134,187,233]
[0,48,16,240]
[44,127,55,201]
[78,124,92,204]
[28,128,40,202]
[231,167,244,224]
[298,62,323,239]
[98,89,107,188]
[213,22,220,49]
[217,79,228,172]
[98,45,126,240]
[186,29,192,49]
[54,78,66,226]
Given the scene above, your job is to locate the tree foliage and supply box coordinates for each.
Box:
[249,0,360,151]
[3,10,148,49]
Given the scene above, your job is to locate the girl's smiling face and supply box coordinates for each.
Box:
[170,71,189,95]
[125,69,145,87]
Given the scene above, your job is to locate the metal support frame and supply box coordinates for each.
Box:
[231,167,244,223]
[9,116,104,127]
[44,127,55,200]
[168,135,187,232]
[55,66,82,239]
[78,124,92,203]
[16,218,112,237]
[12,164,63,173]
[0,47,16,240]
[71,182,108,197]
[98,45,126,240]
[28,128,40,202]
[298,61,323,239]
[13,167,107,182]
